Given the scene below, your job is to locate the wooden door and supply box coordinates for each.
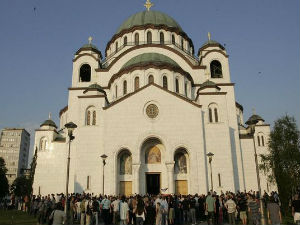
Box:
[175,180,188,195]
[120,181,132,196]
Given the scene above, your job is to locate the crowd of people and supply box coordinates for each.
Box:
[1,190,300,225]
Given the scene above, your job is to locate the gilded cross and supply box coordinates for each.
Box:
[252,108,256,115]
[208,32,211,41]
[144,0,154,11]
[49,112,52,119]
[88,36,93,45]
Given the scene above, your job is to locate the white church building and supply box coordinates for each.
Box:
[33,9,275,196]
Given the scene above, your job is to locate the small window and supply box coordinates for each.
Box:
[135,33,139,45]
[175,78,179,93]
[160,32,164,44]
[163,76,168,89]
[124,36,127,46]
[115,42,118,52]
[261,136,265,146]
[184,82,188,97]
[214,108,218,122]
[147,31,152,44]
[172,35,175,45]
[210,60,223,78]
[148,75,154,84]
[134,77,140,91]
[218,173,222,187]
[79,64,91,82]
[209,108,213,123]
[257,136,261,146]
[123,80,127,95]
[115,85,118,98]
[181,38,184,50]
[86,106,96,126]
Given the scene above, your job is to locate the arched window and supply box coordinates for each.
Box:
[208,103,219,123]
[257,136,261,146]
[174,148,188,174]
[172,35,175,45]
[134,77,139,91]
[134,33,139,45]
[163,76,168,89]
[181,38,184,50]
[119,150,132,175]
[175,78,179,93]
[115,42,118,52]
[261,136,265,146]
[39,137,48,151]
[160,32,164,44]
[115,85,118,98]
[123,80,127,95]
[86,106,96,126]
[187,42,190,53]
[148,75,154,84]
[184,82,188,97]
[147,31,152,44]
[124,36,127,46]
[79,64,91,82]
[210,60,223,78]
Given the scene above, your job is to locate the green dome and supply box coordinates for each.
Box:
[199,80,217,88]
[117,10,183,34]
[76,43,102,57]
[40,119,57,129]
[122,53,179,70]
[245,114,265,125]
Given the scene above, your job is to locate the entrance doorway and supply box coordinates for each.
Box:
[146,173,160,195]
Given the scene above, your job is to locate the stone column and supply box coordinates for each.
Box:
[166,162,175,194]
[132,163,141,194]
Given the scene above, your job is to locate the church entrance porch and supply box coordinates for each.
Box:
[146,173,160,195]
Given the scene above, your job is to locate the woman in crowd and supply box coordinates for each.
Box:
[49,202,66,225]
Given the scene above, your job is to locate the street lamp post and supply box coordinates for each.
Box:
[251,126,266,225]
[64,122,77,225]
[207,152,214,192]
[100,154,108,195]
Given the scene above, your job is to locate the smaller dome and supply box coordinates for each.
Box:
[199,80,217,88]
[198,40,225,55]
[84,83,107,95]
[245,114,265,125]
[75,43,102,57]
[40,119,57,129]
[122,53,180,70]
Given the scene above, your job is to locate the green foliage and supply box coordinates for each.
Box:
[0,157,9,198]
[0,209,36,225]
[28,147,38,195]
[260,115,300,213]
[10,175,31,197]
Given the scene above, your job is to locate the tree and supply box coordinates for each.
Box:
[10,175,31,197]
[29,147,38,195]
[0,157,9,198]
[260,115,300,213]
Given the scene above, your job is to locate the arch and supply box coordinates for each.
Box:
[172,34,175,45]
[79,64,91,82]
[134,76,140,91]
[123,36,127,46]
[147,31,152,44]
[134,33,139,45]
[39,137,48,151]
[163,75,168,89]
[118,149,132,175]
[141,137,163,164]
[174,148,188,174]
[123,80,127,95]
[210,60,223,78]
[86,106,96,126]
[175,78,179,93]
[160,32,164,44]
[148,75,154,84]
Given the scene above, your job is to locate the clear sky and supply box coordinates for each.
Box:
[0,0,299,164]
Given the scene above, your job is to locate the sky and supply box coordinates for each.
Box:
[0,0,299,165]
